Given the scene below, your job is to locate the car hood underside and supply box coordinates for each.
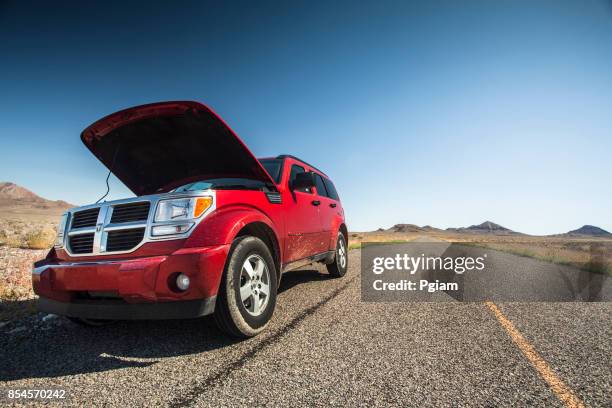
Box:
[80,101,276,196]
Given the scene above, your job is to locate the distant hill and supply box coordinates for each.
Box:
[385,221,517,234]
[387,224,441,233]
[371,221,611,238]
[446,221,519,235]
[466,221,513,233]
[564,225,611,237]
[0,182,73,222]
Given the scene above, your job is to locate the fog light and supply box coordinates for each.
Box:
[176,273,190,291]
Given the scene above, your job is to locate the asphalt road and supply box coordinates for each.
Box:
[1,242,610,407]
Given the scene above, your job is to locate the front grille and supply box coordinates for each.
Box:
[110,202,150,223]
[71,208,100,228]
[69,233,95,254]
[106,228,145,252]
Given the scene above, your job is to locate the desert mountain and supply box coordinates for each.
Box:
[0,182,71,208]
[446,221,519,234]
[0,182,72,222]
[466,221,513,232]
[386,221,515,234]
[375,221,610,238]
[387,224,441,233]
[565,225,611,237]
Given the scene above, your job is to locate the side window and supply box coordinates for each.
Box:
[314,174,329,197]
[289,164,312,193]
[323,178,339,201]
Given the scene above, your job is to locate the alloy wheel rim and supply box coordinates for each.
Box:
[338,238,346,269]
[239,254,271,316]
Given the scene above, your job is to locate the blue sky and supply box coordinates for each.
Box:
[1,1,611,235]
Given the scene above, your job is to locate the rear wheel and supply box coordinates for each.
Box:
[327,232,348,278]
[214,236,277,338]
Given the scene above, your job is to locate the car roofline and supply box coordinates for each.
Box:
[273,155,328,177]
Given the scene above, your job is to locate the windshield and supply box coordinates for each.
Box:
[172,178,267,192]
[259,158,283,184]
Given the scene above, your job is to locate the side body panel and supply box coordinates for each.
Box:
[311,172,345,250]
[277,158,328,262]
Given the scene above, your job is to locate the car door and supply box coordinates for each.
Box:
[283,164,324,262]
[313,173,334,250]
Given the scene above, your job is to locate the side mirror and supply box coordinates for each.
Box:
[291,172,316,190]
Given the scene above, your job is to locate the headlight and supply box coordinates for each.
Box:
[54,213,69,248]
[154,196,213,223]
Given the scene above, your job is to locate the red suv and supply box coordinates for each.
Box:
[32,101,348,337]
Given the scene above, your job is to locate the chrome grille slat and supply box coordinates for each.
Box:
[106,228,146,252]
[69,233,95,254]
[71,208,100,228]
[110,202,151,223]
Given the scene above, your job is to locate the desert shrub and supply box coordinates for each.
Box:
[4,235,24,248]
[25,226,56,249]
[0,281,25,301]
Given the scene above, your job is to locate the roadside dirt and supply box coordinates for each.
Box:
[0,246,45,321]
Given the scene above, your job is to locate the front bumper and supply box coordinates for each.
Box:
[32,244,230,320]
[38,296,216,320]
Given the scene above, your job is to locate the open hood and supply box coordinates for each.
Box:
[81,101,276,196]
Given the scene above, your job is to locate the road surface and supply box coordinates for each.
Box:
[1,242,610,407]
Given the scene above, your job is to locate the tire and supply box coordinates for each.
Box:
[214,236,278,338]
[327,232,348,278]
[67,317,114,327]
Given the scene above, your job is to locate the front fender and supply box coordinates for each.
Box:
[184,206,280,249]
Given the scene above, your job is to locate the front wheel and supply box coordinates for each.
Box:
[327,232,348,278]
[214,236,278,338]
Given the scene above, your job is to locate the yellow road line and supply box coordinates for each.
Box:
[485,301,586,408]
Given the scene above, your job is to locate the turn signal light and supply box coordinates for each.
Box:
[194,196,213,218]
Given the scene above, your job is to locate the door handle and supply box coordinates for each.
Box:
[311,200,321,206]
[330,203,337,208]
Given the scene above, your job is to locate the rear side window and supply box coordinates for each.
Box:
[323,178,339,201]
[289,164,312,193]
[314,174,328,197]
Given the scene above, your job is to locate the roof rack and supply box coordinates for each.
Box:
[275,154,327,176]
